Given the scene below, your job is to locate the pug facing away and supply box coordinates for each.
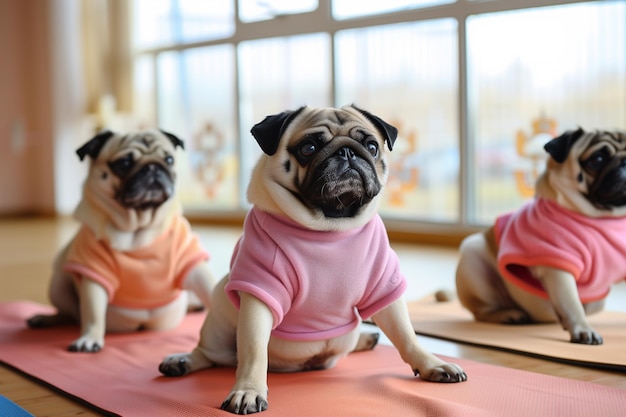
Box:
[159,105,467,415]
[456,128,626,345]
[27,129,215,352]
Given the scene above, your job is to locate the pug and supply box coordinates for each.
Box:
[456,128,626,345]
[159,105,467,415]
[27,129,215,353]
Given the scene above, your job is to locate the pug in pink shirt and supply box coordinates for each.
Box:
[456,128,626,345]
[160,105,467,414]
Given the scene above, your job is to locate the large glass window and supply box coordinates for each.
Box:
[332,0,455,20]
[156,46,238,211]
[130,0,626,231]
[238,34,331,192]
[239,0,318,23]
[468,1,626,223]
[132,0,234,49]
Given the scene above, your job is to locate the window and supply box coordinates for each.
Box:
[130,0,626,230]
[332,0,455,20]
[132,0,234,49]
[156,45,238,210]
[468,1,626,223]
[239,0,318,22]
[335,19,459,222]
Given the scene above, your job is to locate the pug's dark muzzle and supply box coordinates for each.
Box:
[587,157,626,209]
[117,163,175,210]
[301,142,381,218]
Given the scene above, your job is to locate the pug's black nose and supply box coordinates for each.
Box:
[139,163,158,175]
[337,147,356,160]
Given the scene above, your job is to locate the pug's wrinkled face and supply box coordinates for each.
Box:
[542,128,626,217]
[77,129,184,211]
[248,105,398,230]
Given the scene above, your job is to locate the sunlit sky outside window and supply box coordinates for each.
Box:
[469,1,626,222]
[468,3,625,92]
[132,0,234,49]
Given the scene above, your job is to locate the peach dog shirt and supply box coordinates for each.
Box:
[63,215,209,309]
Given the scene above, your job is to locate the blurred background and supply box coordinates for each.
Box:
[1,0,625,243]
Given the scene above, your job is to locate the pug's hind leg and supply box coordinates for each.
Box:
[27,313,76,328]
[159,349,216,377]
[353,331,380,352]
[158,313,234,376]
[160,280,238,376]
[28,262,80,328]
[455,233,530,324]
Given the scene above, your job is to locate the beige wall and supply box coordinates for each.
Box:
[0,0,91,216]
[0,0,55,215]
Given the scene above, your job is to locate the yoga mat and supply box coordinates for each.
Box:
[1,301,625,417]
[408,298,626,372]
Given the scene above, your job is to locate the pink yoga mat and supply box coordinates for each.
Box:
[1,301,624,417]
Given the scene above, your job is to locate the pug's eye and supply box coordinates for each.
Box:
[109,154,135,177]
[165,155,174,166]
[366,141,379,158]
[299,142,317,158]
[583,149,609,172]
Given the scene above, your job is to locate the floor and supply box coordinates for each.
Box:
[0,216,625,416]
[4,215,625,311]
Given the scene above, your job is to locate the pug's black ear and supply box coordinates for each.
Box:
[351,105,398,151]
[544,127,585,163]
[251,107,306,155]
[76,130,115,161]
[160,129,185,150]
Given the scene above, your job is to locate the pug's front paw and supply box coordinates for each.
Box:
[68,336,103,353]
[159,354,192,376]
[570,326,603,345]
[414,361,467,383]
[221,387,268,415]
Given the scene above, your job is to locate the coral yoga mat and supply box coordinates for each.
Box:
[1,301,625,417]
[408,298,626,372]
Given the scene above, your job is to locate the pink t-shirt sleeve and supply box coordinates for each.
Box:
[225,234,296,329]
[357,266,407,319]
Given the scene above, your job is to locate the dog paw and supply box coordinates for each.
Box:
[159,354,192,376]
[502,310,532,324]
[477,308,531,324]
[221,389,268,415]
[27,313,73,328]
[159,351,215,376]
[68,336,103,353]
[26,314,51,328]
[414,362,467,383]
[570,328,603,345]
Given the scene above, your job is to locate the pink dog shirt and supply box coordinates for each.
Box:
[63,215,209,309]
[495,198,626,303]
[225,207,407,341]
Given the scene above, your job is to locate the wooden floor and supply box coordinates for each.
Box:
[0,217,624,416]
